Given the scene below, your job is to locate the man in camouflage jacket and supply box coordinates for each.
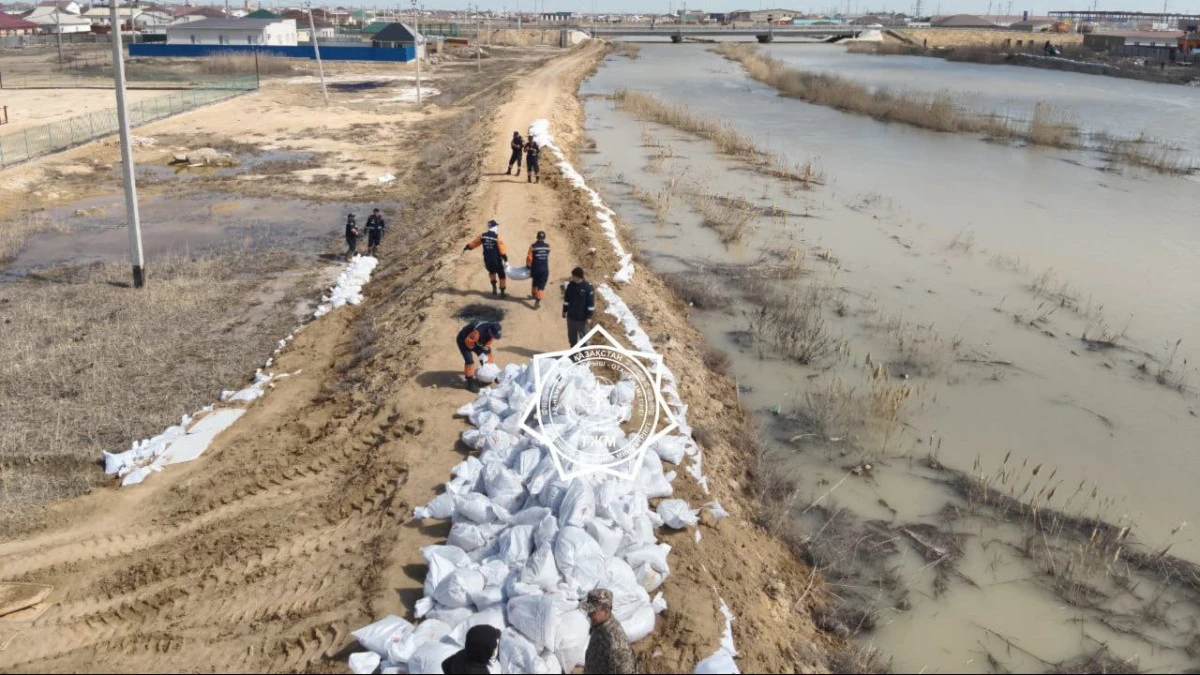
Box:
[581,588,638,674]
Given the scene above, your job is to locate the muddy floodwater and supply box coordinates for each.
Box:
[581,44,1200,672]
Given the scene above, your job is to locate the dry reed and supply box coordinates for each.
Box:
[196,53,296,76]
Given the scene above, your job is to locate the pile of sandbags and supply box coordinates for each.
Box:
[351,360,697,674]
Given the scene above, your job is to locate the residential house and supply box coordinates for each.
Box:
[22,4,92,31]
[171,6,226,24]
[539,11,572,22]
[1009,18,1057,32]
[82,5,143,28]
[279,9,334,41]
[244,8,278,19]
[1083,29,1183,51]
[36,0,80,14]
[371,22,424,58]
[0,9,39,34]
[165,17,297,45]
[133,8,171,28]
[727,9,799,24]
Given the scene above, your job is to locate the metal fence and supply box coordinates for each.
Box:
[0,75,256,168]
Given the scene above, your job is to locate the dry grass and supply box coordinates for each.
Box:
[0,212,71,264]
[195,53,296,76]
[662,271,732,310]
[746,284,842,365]
[612,88,824,186]
[715,43,1083,148]
[612,42,642,59]
[0,250,308,536]
[1101,133,1196,174]
[688,189,758,244]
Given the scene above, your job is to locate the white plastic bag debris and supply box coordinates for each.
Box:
[505,264,532,280]
[706,501,731,520]
[378,173,396,184]
[348,651,381,675]
[406,639,458,675]
[352,615,413,657]
[476,362,502,384]
[652,592,667,613]
[657,499,700,529]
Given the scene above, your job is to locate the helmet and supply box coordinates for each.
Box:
[487,220,499,229]
[536,230,546,240]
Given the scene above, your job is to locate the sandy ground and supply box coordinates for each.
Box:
[0,88,166,134]
[0,44,837,673]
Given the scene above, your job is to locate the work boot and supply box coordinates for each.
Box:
[506,167,511,175]
[527,174,532,183]
[500,288,507,298]
[466,378,480,393]
[515,169,520,176]
[535,175,540,183]
[534,297,541,309]
[491,281,498,296]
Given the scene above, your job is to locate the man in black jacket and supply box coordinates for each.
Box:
[344,213,359,261]
[526,230,550,309]
[505,131,523,176]
[364,208,386,256]
[563,266,594,347]
[524,137,540,183]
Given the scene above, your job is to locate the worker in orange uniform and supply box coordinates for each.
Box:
[456,320,502,389]
[463,220,509,297]
[526,230,550,309]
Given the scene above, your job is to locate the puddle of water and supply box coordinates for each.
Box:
[580,47,1200,673]
[5,193,384,277]
[125,150,316,184]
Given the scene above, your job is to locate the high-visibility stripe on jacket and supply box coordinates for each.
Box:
[527,240,550,273]
[467,230,507,270]
[563,280,595,321]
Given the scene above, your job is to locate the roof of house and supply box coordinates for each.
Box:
[244,8,278,19]
[279,9,332,29]
[23,6,90,22]
[931,14,998,28]
[0,9,38,27]
[1094,29,1183,39]
[174,6,225,18]
[167,17,289,30]
[372,21,423,43]
[361,20,387,33]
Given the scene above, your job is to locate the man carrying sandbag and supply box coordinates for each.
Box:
[526,230,550,309]
[456,320,501,390]
[581,589,638,674]
[563,266,595,347]
[463,220,509,297]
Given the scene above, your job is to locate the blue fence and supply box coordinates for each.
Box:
[129,43,415,62]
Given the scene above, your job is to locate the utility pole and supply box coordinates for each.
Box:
[305,2,328,105]
[109,0,145,288]
[411,0,421,106]
[475,4,481,72]
[55,10,63,68]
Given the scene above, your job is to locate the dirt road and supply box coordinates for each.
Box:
[1,44,835,673]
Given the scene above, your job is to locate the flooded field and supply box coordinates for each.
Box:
[581,43,1200,672]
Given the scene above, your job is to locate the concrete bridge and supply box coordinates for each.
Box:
[583,24,862,43]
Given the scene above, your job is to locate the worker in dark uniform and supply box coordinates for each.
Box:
[526,230,550,308]
[364,208,386,257]
[456,320,502,388]
[563,266,595,347]
[463,220,509,297]
[506,131,523,176]
[524,137,540,183]
[344,213,359,261]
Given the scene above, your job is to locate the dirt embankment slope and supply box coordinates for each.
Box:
[0,44,836,673]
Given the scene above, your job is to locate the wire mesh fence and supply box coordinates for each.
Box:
[0,75,256,168]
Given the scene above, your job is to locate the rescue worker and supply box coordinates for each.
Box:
[563,266,595,347]
[364,208,386,257]
[506,131,523,176]
[344,213,359,261]
[441,624,500,674]
[456,320,502,389]
[581,589,637,674]
[524,136,540,183]
[463,220,509,297]
[526,230,550,308]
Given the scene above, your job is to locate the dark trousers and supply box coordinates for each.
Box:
[508,149,522,170]
[346,235,358,256]
[527,157,539,174]
[567,318,588,347]
[367,229,382,248]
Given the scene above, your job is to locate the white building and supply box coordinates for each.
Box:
[23,5,92,32]
[81,6,141,27]
[132,9,172,28]
[165,17,297,46]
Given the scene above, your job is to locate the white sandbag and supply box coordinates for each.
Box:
[433,567,486,608]
[624,543,671,575]
[447,522,490,552]
[476,362,502,384]
[537,478,570,512]
[706,501,730,520]
[695,650,740,674]
[507,594,558,650]
[653,435,692,465]
[406,639,459,675]
[533,512,560,551]
[445,605,507,646]
[554,526,608,592]
[553,609,591,672]
[454,456,486,484]
[389,619,451,664]
[470,583,505,610]
[505,264,532,280]
[425,606,473,627]
[557,479,596,529]
[521,547,559,592]
[594,480,635,518]
[498,629,550,674]
[469,408,500,430]
[634,562,665,593]
[494,524,535,569]
[652,592,667,613]
[349,651,381,675]
[637,451,674,498]
[512,448,543,479]
[508,505,552,528]
[610,379,636,407]
[415,597,433,618]
[415,492,455,520]
[483,463,527,512]
[657,499,700,529]
[455,492,501,524]
[352,615,413,657]
[585,520,623,557]
[620,602,657,642]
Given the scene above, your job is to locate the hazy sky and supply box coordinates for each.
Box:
[389,0,1196,16]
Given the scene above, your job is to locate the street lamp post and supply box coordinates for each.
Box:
[109,0,146,288]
